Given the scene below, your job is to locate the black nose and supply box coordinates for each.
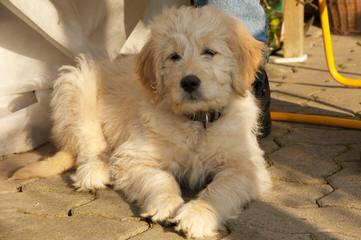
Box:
[180,75,201,93]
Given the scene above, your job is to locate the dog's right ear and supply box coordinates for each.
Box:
[136,39,159,100]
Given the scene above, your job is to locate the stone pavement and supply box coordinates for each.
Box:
[1,27,361,240]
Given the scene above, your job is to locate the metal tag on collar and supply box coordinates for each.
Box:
[203,113,209,129]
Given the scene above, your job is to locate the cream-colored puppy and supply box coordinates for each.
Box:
[13,6,271,238]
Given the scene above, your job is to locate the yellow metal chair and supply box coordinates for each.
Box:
[271,0,361,130]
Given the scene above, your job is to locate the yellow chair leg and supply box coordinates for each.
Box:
[319,0,361,87]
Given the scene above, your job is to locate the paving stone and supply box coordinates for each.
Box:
[0,176,149,240]
[328,162,361,189]
[227,201,325,238]
[129,225,189,240]
[271,83,323,99]
[334,144,361,163]
[271,92,307,113]
[314,233,359,240]
[268,144,344,184]
[131,224,226,240]
[224,225,312,240]
[0,175,94,217]
[272,89,358,119]
[319,162,361,210]
[268,61,341,88]
[227,201,361,240]
[0,178,35,194]
[263,181,333,208]
[302,100,356,118]
[285,67,338,86]
[268,167,321,185]
[276,127,361,146]
[0,212,149,240]
[71,188,137,220]
[270,122,291,138]
[0,180,19,194]
[0,189,94,217]
[259,136,279,155]
[296,207,361,239]
[280,122,342,131]
[311,88,361,115]
[261,122,291,153]
[318,190,361,211]
[20,174,75,194]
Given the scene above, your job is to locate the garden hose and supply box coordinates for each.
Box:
[270,0,361,130]
[271,112,361,130]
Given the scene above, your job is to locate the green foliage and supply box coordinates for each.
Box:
[261,0,318,53]
[261,0,283,53]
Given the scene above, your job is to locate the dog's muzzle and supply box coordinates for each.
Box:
[185,110,222,129]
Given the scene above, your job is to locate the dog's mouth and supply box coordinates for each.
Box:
[185,109,222,129]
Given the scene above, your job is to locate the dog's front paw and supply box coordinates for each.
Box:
[71,160,110,191]
[173,200,221,239]
[141,194,184,223]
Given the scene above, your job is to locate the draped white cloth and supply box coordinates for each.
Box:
[0,0,188,155]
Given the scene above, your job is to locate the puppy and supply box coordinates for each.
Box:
[13,6,271,239]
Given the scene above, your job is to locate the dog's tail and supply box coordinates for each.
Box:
[11,151,75,180]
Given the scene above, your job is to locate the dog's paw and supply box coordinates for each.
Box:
[141,194,184,223]
[71,160,110,191]
[173,200,221,239]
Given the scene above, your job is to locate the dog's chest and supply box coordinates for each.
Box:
[169,131,227,171]
[165,145,224,189]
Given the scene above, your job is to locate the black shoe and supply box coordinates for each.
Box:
[252,68,272,139]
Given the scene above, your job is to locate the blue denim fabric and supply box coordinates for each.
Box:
[193,0,208,6]
[193,0,268,44]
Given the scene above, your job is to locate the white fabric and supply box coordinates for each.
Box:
[0,0,188,155]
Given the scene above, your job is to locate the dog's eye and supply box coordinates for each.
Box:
[169,52,182,62]
[202,48,217,57]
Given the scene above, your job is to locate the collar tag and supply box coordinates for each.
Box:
[185,110,222,130]
[203,113,209,129]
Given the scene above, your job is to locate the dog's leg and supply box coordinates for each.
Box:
[174,165,271,239]
[52,55,110,191]
[112,163,184,223]
[69,112,110,192]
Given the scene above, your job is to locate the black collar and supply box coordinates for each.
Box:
[185,110,222,129]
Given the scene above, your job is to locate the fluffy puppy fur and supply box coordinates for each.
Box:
[13,6,271,239]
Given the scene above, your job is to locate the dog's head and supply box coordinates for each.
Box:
[136,6,265,115]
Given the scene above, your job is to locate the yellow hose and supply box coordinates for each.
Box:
[270,1,361,130]
[271,112,361,130]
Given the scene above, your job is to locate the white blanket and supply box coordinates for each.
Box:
[0,0,188,155]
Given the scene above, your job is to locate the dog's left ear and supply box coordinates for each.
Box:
[136,39,160,100]
[227,16,266,96]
